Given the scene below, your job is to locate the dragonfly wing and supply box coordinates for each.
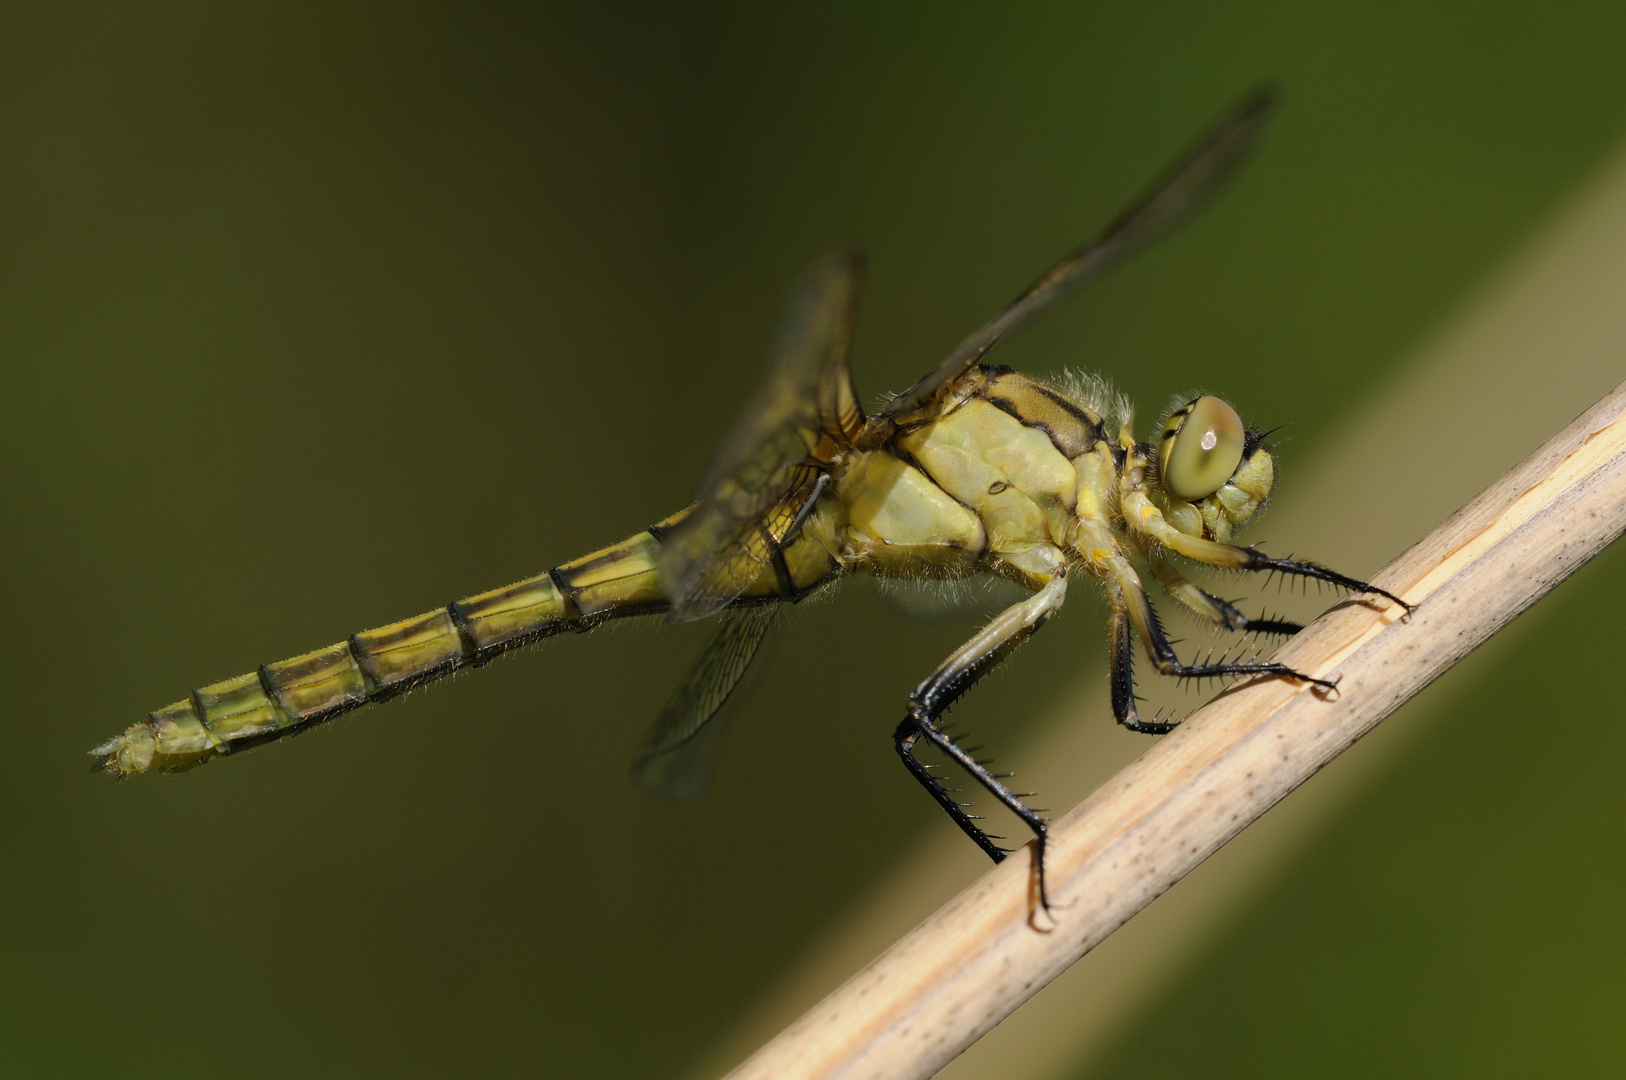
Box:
[876,84,1278,430]
[659,249,865,621]
[630,603,782,801]
[659,466,821,620]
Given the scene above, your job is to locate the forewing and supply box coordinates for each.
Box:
[878,85,1278,428]
[659,249,865,621]
[658,466,819,620]
[630,603,782,801]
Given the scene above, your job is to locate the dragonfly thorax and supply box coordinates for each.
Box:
[826,367,1096,587]
[817,366,1278,591]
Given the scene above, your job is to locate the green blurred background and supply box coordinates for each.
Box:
[7,3,1626,1077]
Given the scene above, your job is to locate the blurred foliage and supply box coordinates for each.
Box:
[3,3,1626,1077]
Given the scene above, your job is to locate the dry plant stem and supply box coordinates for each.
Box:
[726,377,1626,1080]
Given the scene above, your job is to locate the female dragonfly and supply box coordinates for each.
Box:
[92,86,1408,907]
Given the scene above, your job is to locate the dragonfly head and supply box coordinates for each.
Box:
[1156,395,1274,544]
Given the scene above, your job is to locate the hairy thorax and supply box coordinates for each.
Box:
[824,367,1114,588]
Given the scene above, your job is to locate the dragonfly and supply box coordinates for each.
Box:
[91,85,1409,908]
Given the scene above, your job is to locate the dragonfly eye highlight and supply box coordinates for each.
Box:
[1160,395,1245,502]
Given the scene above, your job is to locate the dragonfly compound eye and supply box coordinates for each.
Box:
[1159,395,1245,502]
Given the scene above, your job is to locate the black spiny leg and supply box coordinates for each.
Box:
[893,720,1007,863]
[1147,550,1305,639]
[1228,608,1307,639]
[1113,568,1339,692]
[892,574,1066,910]
[1238,549,1414,614]
[1147,523,1414,617]
[1110,600,1179,734]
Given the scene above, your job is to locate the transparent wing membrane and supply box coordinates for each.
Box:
[873,84,1278,432]
[630,603,783,801]
[659,250,866,620]
[659,466,822,620]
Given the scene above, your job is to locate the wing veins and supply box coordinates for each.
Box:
[659,251,864,621]
[629,604,783,801]
[876,84,1278,429]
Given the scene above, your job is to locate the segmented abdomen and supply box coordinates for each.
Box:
[94,506,840,776]
[95,510,668,776]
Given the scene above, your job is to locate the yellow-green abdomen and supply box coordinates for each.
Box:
[93,508,838,777]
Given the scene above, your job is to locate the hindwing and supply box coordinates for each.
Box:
[658,249,865,621]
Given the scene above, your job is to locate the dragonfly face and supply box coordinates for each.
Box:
[91,84,1409,911]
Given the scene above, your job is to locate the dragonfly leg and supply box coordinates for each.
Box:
[1121,488,1412,615]
[893,722,1010,862]
[892,574,1066,911]
[1154,527,1412,614]
[1232,549,1413,613]
[1111,563,1337,695]
[1146,550,1303,638]
[1109,594,1178,734]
